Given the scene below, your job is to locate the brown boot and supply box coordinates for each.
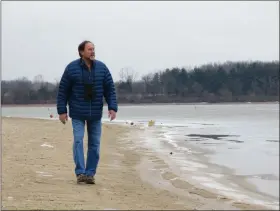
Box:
[76,174,86,184]
[85,176,95,184]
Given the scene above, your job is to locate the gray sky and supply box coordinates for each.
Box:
[2,1,279,82]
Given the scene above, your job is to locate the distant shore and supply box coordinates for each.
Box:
[1,101,279,108]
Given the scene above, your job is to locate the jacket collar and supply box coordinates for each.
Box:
[79,58,95,67]
[79,58,86,66]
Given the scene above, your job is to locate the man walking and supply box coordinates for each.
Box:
[56,41,118,184]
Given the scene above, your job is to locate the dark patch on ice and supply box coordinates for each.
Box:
[185,134,243,145]
[186,138,208,142]
[186,134,239,140]
[200,142,225,145]
[266,140,279,143]
[227,139,244,143]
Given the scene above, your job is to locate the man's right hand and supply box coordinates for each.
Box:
[59,113,68,124]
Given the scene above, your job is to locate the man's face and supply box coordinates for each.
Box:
[82,42,95,60]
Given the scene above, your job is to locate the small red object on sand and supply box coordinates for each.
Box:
[50,114,53,118]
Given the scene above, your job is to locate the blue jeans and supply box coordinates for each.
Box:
[71,119,102,176]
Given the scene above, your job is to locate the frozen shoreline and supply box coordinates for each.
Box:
[128,124,279,210]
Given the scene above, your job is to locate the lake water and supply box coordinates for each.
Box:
[2,102,279,209]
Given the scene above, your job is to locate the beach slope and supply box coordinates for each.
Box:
[2,117,268,210]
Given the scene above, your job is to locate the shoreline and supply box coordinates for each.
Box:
[2,117,277,210]
[120,123,279,209]
[1,101,279,108]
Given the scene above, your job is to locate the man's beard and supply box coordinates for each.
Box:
[89,55,95,60]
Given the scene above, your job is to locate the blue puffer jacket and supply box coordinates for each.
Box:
[56,58,118,120]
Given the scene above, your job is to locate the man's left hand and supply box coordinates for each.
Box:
[108,110,116,121]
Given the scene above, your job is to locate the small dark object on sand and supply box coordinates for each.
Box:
[170,152,173,155]
[130,122,134,125]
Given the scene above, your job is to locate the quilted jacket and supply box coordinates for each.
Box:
[56,58,118,120]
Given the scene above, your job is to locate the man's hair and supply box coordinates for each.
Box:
[78,40,92,57]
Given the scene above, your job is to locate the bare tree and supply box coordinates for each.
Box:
[141,73,153,94]
[119,67,138,83]
[33,74,44,83]
[32,74,45,91]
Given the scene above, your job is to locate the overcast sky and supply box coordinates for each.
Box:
[2,1,279,82]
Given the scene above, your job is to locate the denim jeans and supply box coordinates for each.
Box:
[71,119,102,176]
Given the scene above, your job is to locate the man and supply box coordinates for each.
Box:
[56,40,118,184]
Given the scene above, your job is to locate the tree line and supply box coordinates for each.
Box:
[1,60,279,105]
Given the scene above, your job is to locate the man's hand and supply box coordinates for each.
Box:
[59,113,68,124]
[108,110,116,121]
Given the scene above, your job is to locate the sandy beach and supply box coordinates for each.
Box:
[2,117,271,210]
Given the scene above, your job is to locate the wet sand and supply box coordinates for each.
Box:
[2,117,271,210]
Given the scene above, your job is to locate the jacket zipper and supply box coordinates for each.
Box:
[89,70,92,118]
